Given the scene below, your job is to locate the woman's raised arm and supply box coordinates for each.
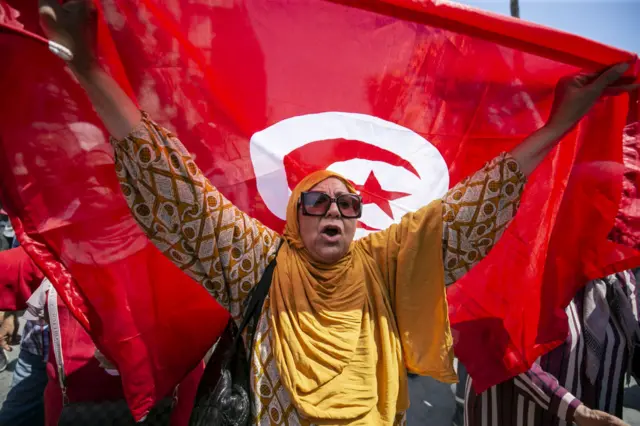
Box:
[511,62,636,176]
[37,0,281,323]
[443,63,638,284]
[39,0,140,139]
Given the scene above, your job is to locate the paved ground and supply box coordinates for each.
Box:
[0,314,638,425]
[625,381,640,425]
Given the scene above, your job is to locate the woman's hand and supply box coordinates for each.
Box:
[545,62,638,137]
[511,62,638,176]
[38,0,140,139]
[574,404,629,426]
[39,0,97,73]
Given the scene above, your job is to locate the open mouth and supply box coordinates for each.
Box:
[321,225,342,237]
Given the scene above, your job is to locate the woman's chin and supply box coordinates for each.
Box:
[311,244,346,265]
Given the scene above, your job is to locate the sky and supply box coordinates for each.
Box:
[455,0,640,54]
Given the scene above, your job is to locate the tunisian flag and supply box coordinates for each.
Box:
[1,0,639,417]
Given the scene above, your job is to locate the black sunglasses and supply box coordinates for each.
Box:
[299,191,363,218]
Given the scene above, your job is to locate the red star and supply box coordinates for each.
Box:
[353,171,410,220]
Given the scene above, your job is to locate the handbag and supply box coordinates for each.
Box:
[189,249,280,426]
[48,282,177,426]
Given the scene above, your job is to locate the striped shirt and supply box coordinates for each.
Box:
[464,270,640,426]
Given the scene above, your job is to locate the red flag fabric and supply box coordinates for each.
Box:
[0,3,230,420]
[1,0,639,417]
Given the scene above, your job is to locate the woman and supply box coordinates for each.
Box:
[0,246,46,426]
[38,1,638,425]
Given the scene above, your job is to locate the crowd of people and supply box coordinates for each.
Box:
[0,1,637,425]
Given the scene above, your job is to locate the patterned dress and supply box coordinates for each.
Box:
[111,113,526,425]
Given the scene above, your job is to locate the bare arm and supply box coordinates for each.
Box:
[510,126,564,177]
[72,68,141,140]
[439,64,639,284]
[511,62,637,177]
[39,0,139,140]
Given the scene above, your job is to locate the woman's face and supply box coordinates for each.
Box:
[297,177,358,264]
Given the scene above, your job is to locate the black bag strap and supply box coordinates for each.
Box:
[231,241,282,349]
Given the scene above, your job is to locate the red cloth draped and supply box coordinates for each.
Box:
[0,246,44,311]
[0,0,639,417]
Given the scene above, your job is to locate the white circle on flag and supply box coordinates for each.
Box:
[249,112,449,238]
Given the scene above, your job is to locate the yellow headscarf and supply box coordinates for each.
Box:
[269,170,456,425]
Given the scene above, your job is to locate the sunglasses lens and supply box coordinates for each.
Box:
[337,194,362,218]
[303,192,331,215]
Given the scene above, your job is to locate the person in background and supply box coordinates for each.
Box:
[0,246,47,426]
[39,280,204,426]
[0,243,205,426]
[0,208,14,251]
[463,270,640,426]
[0,210,19,371]
[0,312,18,372]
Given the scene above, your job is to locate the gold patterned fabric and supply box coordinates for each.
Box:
[112,113,281,323]
[111,113,526,425]
[441,155,525,286]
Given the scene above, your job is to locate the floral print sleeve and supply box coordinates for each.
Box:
[442,153,526,286]
[110,113,281,323]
